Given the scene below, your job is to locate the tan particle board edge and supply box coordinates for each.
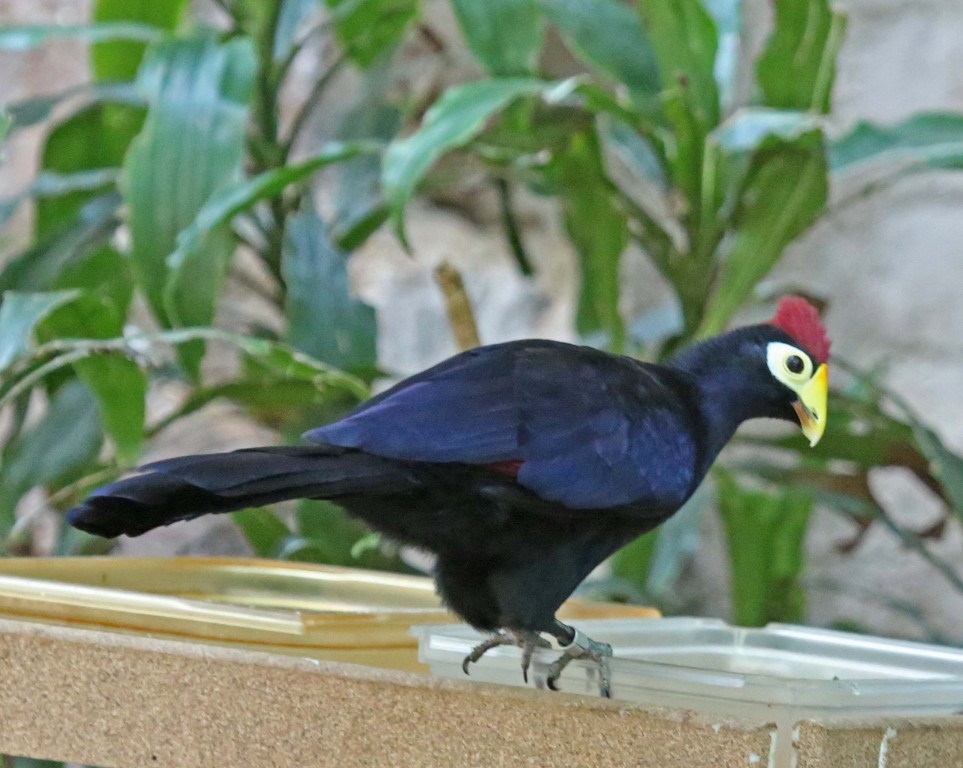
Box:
[0,617,773,768]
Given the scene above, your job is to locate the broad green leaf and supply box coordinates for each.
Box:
[0,193,121,293]
[124,34,256,376]
[0,23,161,51]
[383,77,552,241]
[36,102,142,238]
[92,0,187,82]
[324,0,419,67]
[0,328,367,412]
[334,73,400,242]
[169,377,359,435]
[76,354,146,464]
[283,209,377,374]
[451,0,543,76]
[0,290,79,374]
[0,379,103,531]
[554,131,628,350]
[0,168,119,231]
[638,0,720,129]
[38,247,145,464]
[4,83,142,134]
[167,142,378,277]
[717,470,812,626]
[830,113,963,172]
[712,108,823,154]
[756,0,847,114]
[637,0,720,210]
[537,0,661,100]
[610,483,708,599]
[601,108,668,189]
[232,508,292,557]
[701,131,827,335]
[701,0,742,109]
[285,499,411,572]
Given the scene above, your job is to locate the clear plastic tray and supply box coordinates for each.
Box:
[414,617,963,766]
[0,557,656,673]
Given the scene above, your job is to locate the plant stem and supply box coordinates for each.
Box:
[435,262,481,350]
[496,178,533,276]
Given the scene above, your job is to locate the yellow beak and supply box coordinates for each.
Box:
[791,363,828,447]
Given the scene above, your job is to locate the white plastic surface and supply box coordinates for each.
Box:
[413,617,963,766]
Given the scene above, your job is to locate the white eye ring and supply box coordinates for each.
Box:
[767,341,812,386]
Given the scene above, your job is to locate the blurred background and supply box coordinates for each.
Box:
[2,0,963,663]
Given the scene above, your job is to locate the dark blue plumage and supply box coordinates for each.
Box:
[307,340,698,510]
[67,311,830,695]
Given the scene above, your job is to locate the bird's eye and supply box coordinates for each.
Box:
[786,355,805,374]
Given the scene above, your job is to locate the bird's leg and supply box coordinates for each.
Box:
[462,629,550,681]
[546,620,613,698]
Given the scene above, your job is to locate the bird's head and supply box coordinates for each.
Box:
[670,296,831,450]
[764,296,831,447]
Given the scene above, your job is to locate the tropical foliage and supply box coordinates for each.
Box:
[3,0,963,634]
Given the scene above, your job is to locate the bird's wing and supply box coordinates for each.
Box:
[305,340,697,510]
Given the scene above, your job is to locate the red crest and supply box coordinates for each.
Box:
[770,297,831,364]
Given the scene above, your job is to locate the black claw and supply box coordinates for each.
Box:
[547,677,560,692]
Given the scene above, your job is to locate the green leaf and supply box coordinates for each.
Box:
[0,379,103,531]
[712,108,823,154]
[124,34,256,377]
[701,0,742,109]
[0,328,368,413]
[637,0,720,212]
[324,0,419,67]
[173,377,359,435]
[35,246,145,463]
[383,77,554,242]
[0,111,10,145]
[756,0,847,114]
[830,113,963,172]
[0,193,121,293]
[77,354,146,464]
[334,75,400,242]
[553,130,628,350]
[451,0,543,76]
[4,83,142,134]
[537,0,661,100]
[36,101,143,238]
[0,23,160,51]
[232,508,292,557]
[0,290,79,374]
[716,469,812,626]
[92,0,187,82]
[701,131,828,335]
[284,499,411,572]
[167,141,378,277]
[638,0,720,129]
[283,209,377,374]
[0,168,119,231]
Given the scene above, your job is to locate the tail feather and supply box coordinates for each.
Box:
[66,446,414,539]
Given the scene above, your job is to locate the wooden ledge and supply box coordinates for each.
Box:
[0,617,774,768]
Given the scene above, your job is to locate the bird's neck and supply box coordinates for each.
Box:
[668,330,770,469]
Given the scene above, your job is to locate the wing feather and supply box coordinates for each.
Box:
[305,340,697,510]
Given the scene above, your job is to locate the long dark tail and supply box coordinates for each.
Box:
[66,446,414,538]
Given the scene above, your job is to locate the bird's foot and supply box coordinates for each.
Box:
[462,629,551,682]
[546,627,613,698]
